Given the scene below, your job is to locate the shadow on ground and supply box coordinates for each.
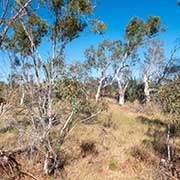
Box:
[136,116,180,160]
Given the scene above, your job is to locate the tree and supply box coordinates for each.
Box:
[84,39,121,101]
[113,16,164,105]
[158,76,180,116]
[157,75,180,162]
[141,39,164,103]
[2,0,106,175]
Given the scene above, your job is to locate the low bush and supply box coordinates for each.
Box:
[80,140,97,158]
[109,158,118,170]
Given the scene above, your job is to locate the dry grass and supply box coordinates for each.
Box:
[0,99,176,179]
[55,100,159,180]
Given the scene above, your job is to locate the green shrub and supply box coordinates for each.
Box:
[125,78,145,103]
[157,76,180,116]
[109,158,118,170]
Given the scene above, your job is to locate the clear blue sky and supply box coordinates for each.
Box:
[62,0,180,63]
[1,0,180,80]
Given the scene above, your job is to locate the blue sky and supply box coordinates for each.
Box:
[1,0,180,80]
[63,0,180,63]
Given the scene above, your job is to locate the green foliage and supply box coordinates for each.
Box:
[157,76,180,115]
[4,0,105,58]
[55,75,86,103]
[84,45,96,69]
[54,75,106,115]
[125,79,145,103]
[125,16,163,51]
[68,0,93,14]
[84,78,99,98]
[145,16,163,36]
[102,82,118,98]
[0,82,6,103]
[109,158,118,170]
[6,13,48,55]
[53,15,86,43]
[49,0,64,11]
[50,0,105,45]
[90,19,107,34]
[84,39,122,71]
[125,17,145,49]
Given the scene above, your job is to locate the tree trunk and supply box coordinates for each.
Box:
[43,153,56,175]
[119,90,125,105]
[144,74,150,103]
[117,80,128,105]
[20,87,25,105]
[167,123,171,161]
[95,79,103,102]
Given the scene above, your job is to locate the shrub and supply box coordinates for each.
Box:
[80,140,97,157]
[109,158,118,170]
[125,78,145,103]
[157,76,180,116]
[130,145,157,166]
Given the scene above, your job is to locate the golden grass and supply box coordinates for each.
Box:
[58,100,159,180]
[0,99,173,179]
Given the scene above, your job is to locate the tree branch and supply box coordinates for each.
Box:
[0,0,32,46]
[0,0,9,26]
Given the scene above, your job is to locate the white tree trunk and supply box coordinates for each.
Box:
[95,63,111,102]
[43,153,55,175]
[144,74,150,103]
[95,79,103,102]
[117,79,125,105]
[119,91,125,105]
[43,154,49,174]
[117,79,128,105]
[20,86,25,105]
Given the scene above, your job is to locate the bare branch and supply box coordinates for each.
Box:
[59,111,74,145]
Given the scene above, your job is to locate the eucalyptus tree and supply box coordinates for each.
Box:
[113,16,164,105]
[141,39,164,103]
[3,0,106,175]
[84,39,122,101]
[141,40,180,103]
